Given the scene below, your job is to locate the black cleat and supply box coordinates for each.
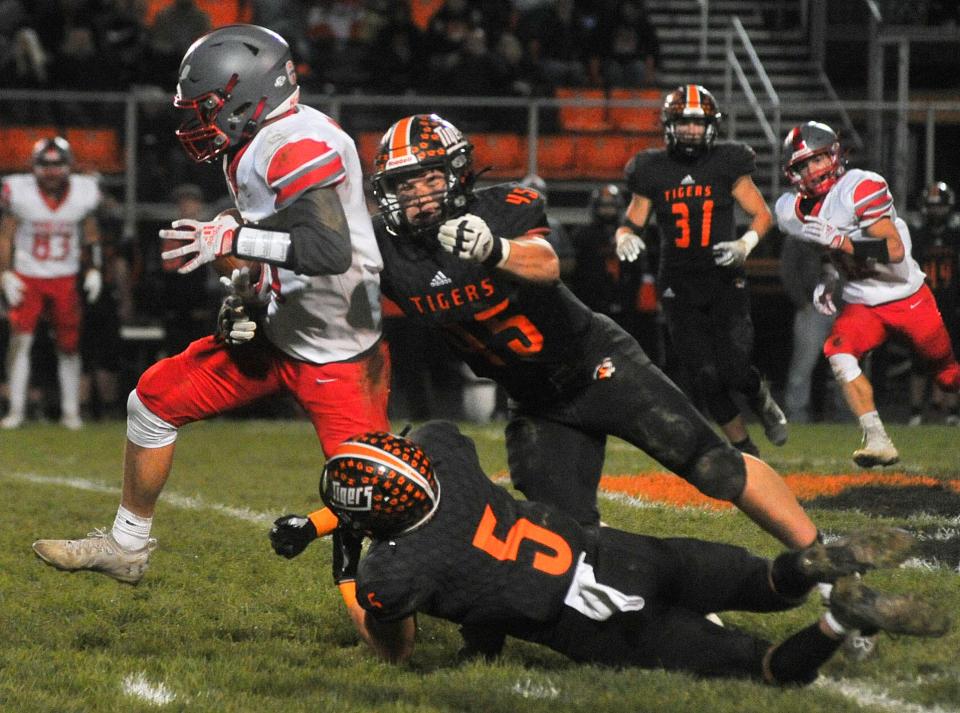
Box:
[798,528,915,582]
[830,576,951,638]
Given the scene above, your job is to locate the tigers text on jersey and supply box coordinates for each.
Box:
[223,104,383,363]
[775,168,926,306]
[356,421,589,627]
[1,174,100,278]
[375,184,595,403]
[625,142,754,278]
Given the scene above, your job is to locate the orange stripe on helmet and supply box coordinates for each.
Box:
[328,441,435,494]
[388,116,414,161]
[685,84,701,112]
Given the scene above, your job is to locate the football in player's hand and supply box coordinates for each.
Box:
[210,209,262,279]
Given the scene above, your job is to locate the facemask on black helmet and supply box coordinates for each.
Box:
[173,24,299,162]
[372,114,475,241]
[662,84,722,159]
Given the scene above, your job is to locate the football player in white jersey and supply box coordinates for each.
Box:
[33,26,390,600]
[775,121,960,467]
[0,136,102,430]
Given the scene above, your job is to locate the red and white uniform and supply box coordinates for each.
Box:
[226,104,383,364]
[776,169,959,391]
[775,169,925,306]
[137,104,390,455]
[2,173,100,278]
[1,173,100,350]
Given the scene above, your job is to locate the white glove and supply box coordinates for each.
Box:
[615,231,646,262]
[438,213,509,266]
[712,230,759,267]
[812,282,837,315]
[1,270,24,307]
[160,214,239,274]
[82,268,102,304]
[216,271,257,345]
[801,216,846,249]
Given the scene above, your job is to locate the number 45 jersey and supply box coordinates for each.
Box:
[375,183,595,403]
[1,173,100,278]
[625,141,755,282]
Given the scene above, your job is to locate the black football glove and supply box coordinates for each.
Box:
[332,527,364,584]
[269,514,318,559]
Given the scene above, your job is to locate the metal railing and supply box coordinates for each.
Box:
[722,16,781,196]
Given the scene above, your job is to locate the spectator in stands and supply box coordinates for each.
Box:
[93,0,148,90]
[517,0,592,89]
[908,181,960,425]
[587,0,659,89]
[572,183,661,365]
[149,0,211,77]
[363,0,425,95]
[780,231,838,423]
[159,183,217,357]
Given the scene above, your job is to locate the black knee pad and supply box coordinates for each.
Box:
[687,444,747,501]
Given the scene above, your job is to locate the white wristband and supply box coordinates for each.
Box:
[496,238,511,268]
[739,229,760,255]
[234,226,291,263]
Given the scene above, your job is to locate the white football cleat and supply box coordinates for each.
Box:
[852,432,899,468]
[33,528,157,584]
[0,412,24,429]
[60,414,83,431]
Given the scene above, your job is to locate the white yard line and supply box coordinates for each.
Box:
[121,672,176,706]
[816,678,960,713]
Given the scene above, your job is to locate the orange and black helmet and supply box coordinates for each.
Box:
[320,432,440,539]
[372,114,474,237]
[661,84,722,157]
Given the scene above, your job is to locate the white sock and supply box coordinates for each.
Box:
[822,610,850,637]
[57,351,81,419]
[858,410,885,436]
[6,332,33,417]
[112,505,153,551]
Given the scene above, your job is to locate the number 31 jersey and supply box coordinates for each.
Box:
[1,173,100,278]
[625,142,755,281]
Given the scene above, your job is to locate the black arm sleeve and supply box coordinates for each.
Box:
[257,187,352,276]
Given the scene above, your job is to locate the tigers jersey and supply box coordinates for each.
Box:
[624,142,755,280]
[911,224,960,311]
[224,104,383,363]
[775,169,925,306]
[356,421,588,626]
[1,173,100,278]
[376,184,595,403]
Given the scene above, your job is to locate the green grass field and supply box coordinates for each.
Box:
[1,420,958,712]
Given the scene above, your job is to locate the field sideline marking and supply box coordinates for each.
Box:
[816,678,960,713]
[11,471,958,712]
[121,672,176,706]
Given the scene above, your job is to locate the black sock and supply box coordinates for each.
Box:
[770,550,816,599]
[768,623,842,685]
[910,406,922,416]
[732,437,759,457]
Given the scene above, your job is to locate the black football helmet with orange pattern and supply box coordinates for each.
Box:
[921,181,955,226]
[662,84,722,158]
[783,121,844,198]
[372,114,475,237]
[320,432,441,539]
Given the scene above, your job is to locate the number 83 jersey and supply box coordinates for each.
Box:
[376,183,595,403]
[1,174,100,278]
[625,141,755,280]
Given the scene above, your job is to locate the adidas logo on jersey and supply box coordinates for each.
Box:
[661,287,675,298]
[680,175,696,185]
[429,271,452,287]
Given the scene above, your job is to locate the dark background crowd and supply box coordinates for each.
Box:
[1,0,959,427]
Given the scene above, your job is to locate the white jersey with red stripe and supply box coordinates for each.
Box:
[223,104,383,364]
[1,173,100,279]
[775,168,925,306]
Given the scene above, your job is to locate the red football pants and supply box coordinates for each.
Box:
[823,284,960,391]
[7,273,80,352]
[136,336,391,456]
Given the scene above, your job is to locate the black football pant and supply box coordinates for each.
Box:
[506,315,744,526]
[661,277,761,426]
[520,529,801,679]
